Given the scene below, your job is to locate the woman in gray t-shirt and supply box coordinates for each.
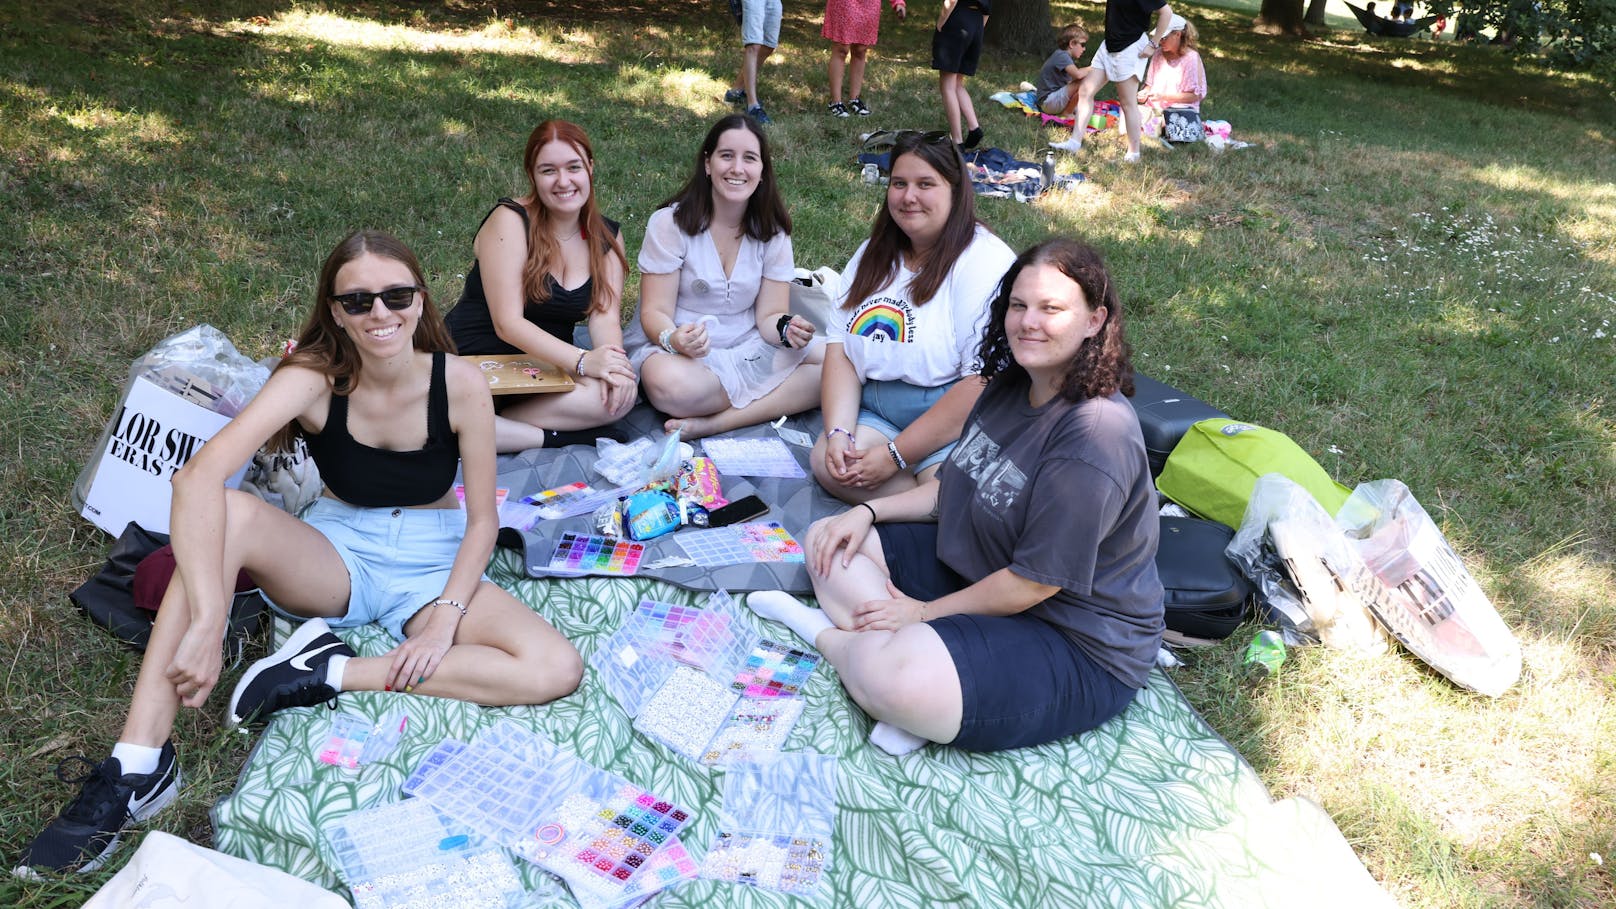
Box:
[750,237,1164,753]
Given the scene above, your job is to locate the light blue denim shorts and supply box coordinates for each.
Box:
[857,378,958,472]
[263,497,476,642]
[740,0,782,46]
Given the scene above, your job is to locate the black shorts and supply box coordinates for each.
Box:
[876,522,1139,751]
[930,6,985,75]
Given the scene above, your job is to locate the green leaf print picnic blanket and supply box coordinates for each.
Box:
[211,551,1382,908]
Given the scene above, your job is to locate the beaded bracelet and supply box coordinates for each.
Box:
[431,598,466,618]
[658,326,678,354]
[827,427,855,446]
[574,350,588,379]
[886,440,908,470]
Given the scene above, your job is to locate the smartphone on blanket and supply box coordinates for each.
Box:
[707,495,768,527]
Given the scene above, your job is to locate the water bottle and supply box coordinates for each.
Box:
[1041,149,1056,193]
[1242,630,1287,681]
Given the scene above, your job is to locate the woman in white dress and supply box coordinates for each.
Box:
[626,114,822,439]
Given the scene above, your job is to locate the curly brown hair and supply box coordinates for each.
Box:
[267,230,456,451]
[976,237,1135,401]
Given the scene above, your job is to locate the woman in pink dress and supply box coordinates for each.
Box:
[823,0,908,118]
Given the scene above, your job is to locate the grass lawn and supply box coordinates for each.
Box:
[2,0,1612,905]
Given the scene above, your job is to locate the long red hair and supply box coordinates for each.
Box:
[520,120,627,315]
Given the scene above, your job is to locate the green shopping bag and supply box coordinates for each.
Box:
[1156,419,1351,529]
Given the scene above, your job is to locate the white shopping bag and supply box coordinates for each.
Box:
[83,830,348,909]
[80,374,249,535]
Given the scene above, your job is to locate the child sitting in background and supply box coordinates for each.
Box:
[1035,24,1093,120]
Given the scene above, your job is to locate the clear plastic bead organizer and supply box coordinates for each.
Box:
[633,665,741,761]
[701,696,805,766]
[317,709,408,771]
[322,797,522,909]
[410,721,698,907]
[410,722,582,845]
[515,770,697,907]
[399,738,467,797]
[621,595,752,674]
[704,752,840,900]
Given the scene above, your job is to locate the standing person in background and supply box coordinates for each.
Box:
[447,121,636,453]
[1052,0,1174,162]
[932,0,989,150]
[724,0,785,123]
[824,0,907,119]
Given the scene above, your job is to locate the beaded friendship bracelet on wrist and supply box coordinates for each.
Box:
[827,426,855,445]
[431,597,466,618]
[575,350,588,379]
[658,326,678,355]
[886,440,908,471]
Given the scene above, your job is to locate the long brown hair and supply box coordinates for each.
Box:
[267,230,456,451]
[841,131,981,311]
[664,115,791,241]
[520,120,627,315]
[976,237,1135,401]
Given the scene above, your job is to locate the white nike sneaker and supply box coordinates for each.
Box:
[227,618,352,727]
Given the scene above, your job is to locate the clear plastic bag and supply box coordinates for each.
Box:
[1227,474,1387,653]
[1336,479,1521,697]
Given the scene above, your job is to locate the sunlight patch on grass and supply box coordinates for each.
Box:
[228,10,601,65]
[616,67,730,115]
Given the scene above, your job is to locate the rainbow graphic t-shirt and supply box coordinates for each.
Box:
[848,300,912,343]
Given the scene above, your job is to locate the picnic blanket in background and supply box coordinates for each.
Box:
[855,148,1083,201]
[495,405,841,595]
[991,89,1080,128]
[211,567,1394,908]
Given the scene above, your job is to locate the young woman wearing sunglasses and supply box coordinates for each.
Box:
[17,231,583,877]
[812,129,1014,504]
[447,120,637,452]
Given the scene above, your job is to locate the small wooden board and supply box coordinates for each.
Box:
[461,354,575,395]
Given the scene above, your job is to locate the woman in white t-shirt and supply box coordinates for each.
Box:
[625,115,822,439]
[813,129,1014,504]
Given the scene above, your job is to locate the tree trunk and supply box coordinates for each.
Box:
[1303,0,1329,25]
[1257,0,1307,33]
[984,0,1054,55]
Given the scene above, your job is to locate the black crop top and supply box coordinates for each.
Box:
[304,352,460,507]
[446,198,621,355]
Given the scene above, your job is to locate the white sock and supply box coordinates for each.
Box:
[110,742,162,775]
[868,721,928,756]
[747,591,833,645]
[324,655,349,692]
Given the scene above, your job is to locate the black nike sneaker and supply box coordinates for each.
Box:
[15,742,180,876]
[227,618,353,728]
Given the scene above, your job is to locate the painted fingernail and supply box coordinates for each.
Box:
[405,685,414,693]
[417,675,426,684]
[384,684,392,692]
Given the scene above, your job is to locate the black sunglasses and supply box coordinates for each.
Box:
[895,130,953,147]
[332,285,419,316]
